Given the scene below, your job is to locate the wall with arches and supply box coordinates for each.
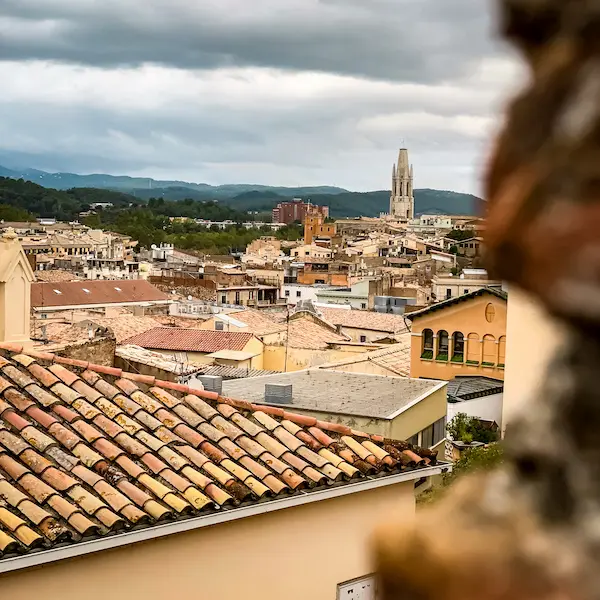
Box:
[409,290,507,381]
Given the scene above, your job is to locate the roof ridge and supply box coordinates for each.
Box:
[0,343,390,445]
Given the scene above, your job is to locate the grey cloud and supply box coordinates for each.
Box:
[0,0,502,83]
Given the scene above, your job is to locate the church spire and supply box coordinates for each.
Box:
[389,147,414,221]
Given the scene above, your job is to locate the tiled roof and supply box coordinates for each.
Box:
[34,270,82,283]
[123,328,256,353]
[116,346,201,376]
[31,280,171,309]
[287,319,348,350]
[446,376,504,402]
[227,309,287,336]
[406,287,508,321]
[0,343,438,563]
[33,315,162,347]
[319,336,411,377]
[318,307,410,334]
[193,365,280,379]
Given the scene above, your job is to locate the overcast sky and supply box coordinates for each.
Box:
[0,0,524,193]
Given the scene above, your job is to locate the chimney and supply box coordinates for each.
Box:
[197,375,223,395]
[265,383,292,405]
[0,228,34,345]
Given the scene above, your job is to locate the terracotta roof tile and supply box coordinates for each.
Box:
[0,344,440,562]
[31,280,169,309]
[123,328,256,353]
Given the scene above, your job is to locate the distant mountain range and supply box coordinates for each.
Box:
[0,164,484,218]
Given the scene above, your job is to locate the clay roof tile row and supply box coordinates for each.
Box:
[0,342,439,563]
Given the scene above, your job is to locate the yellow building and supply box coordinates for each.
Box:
[407,288,507,381]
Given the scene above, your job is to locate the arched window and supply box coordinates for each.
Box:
[452,332,464,362]
[467,333,480,364]
[437,330,449,360]
[498,336,506,366]
[422,329,434,359]
[483,334,497,365]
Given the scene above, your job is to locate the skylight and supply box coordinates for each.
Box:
[53,289,62,295]
[82,288,90,293]
[114,287,122,292]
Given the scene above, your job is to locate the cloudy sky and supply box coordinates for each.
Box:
[0,0,524,193]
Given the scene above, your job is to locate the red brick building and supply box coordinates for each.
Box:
[272,199,329,224]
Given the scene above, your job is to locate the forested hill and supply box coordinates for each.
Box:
[0,174,483,221]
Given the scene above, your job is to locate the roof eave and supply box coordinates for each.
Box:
[0,464,448,575]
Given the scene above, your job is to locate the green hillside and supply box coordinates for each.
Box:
[0,164,484,220]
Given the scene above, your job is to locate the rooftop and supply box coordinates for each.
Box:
[318,306,410,334]
[318,336,412,378]
[33,313,163,346]
[222,370,445,419]
[0,344,441,570]
[31,280,170,310]
[34,270,82,283]
[115,345,202,376]
[446,376,504,402]
[124,328,256,353]
[226,309,287,337]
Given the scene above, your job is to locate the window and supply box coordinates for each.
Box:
[482,334,497,366]
[360,335,367,343]
[422,328,434,359]
[215,321,224,331]
[305,251,310,256]
[432,417,446,446]
[485,303,496,323]
[437,330,449,360]
[446,288,452,299]
[452,332,464,362]
[361,303,367,309]
[421,424,434,448]
[337,575,376,600]
[284,290,290,297]
[463,289,469,294]
[498,335,507,366]
[406,433,419,446]
[466,333,480,364]
[221,295,227,304]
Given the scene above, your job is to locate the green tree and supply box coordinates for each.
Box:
[418,443,504,505]
[446,413,499,444]
[446,229,476,242]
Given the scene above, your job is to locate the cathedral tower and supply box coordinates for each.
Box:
[389,148,414,220]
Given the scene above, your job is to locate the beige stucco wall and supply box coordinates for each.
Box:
[1,481,416,600]
[410,294,506,381]
[503,287,567,432]
[263,345,373,373]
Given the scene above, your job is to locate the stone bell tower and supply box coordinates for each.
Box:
[390,148,414,220]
